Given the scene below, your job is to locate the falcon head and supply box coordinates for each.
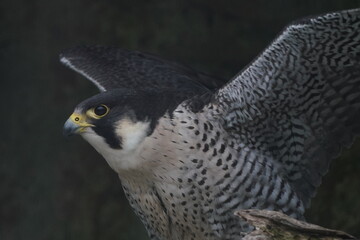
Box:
[63,89,160,158]
[60,46,218,171]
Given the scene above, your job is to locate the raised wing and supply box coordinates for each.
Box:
[213,9,360,207]
[60,45,225,94]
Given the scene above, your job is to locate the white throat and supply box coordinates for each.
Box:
[81,119,150,172]
[115,119,150,152]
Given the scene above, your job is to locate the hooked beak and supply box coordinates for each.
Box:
[63,113,94,137]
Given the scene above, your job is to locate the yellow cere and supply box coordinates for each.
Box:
[69,113,95,128]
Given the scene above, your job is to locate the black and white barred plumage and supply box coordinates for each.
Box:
[62,9,360,240]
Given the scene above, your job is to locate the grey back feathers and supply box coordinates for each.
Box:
[62,8,360,240]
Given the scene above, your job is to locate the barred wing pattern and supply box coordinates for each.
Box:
[214,9,360,207]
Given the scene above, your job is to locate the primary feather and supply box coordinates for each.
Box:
[60,45,225,93]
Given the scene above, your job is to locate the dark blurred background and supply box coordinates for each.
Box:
[1,0,360,239]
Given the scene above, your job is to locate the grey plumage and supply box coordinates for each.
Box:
[60,46,225,93]
[215,9,360,208]
[62,9,360,240]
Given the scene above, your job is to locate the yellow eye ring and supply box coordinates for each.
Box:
[87,104,109,119]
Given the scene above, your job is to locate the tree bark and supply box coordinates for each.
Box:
[235,210,357,240]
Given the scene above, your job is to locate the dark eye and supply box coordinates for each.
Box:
[93,104,109,117]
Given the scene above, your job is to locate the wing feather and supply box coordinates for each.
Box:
[211,9,360,207]
[60,45,225,94]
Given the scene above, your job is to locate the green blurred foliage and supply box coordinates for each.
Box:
[0,0,359,239]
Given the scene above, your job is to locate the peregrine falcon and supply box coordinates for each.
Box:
[62,9,360,240]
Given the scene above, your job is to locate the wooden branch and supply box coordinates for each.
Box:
[235,209,357,240]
